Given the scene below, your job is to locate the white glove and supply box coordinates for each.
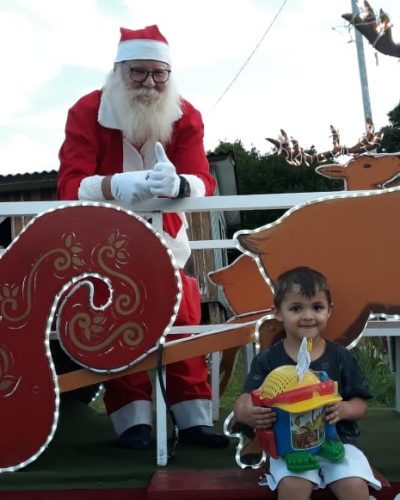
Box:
[147,142,180,198]
[110,170,153,204]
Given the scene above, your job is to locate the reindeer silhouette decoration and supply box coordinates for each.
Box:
[266,120,400,190]
[342,1,400,58]
[235,186,400,344]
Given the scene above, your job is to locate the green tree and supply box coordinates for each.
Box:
[211,140,342,234]
[379,101,400,152]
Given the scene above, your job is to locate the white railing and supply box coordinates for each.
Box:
[1,192,399,466]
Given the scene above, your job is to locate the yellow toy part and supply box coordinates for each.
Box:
[256,365,342,413]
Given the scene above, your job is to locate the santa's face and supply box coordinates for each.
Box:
[104,60,181,145]
[120,59,170,99]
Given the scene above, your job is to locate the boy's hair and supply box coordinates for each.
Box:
[273,266,332,308]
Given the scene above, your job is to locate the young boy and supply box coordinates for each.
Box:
[234,266,381,500]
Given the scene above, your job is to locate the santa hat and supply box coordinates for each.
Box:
[115,25,171,64]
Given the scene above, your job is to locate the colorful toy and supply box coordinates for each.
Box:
[251,365,345,472]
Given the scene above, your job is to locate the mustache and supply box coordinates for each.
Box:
[129,87,160,102]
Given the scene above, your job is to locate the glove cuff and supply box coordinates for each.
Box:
[181,174,206,197]
[110,172,124,200]
[101,176,114,200]
[78,175,106,201]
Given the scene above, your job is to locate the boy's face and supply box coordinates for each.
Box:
[273,285,332,342]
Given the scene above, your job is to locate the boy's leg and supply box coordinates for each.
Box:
[328,476,370,500]
[320,444,382,492]
[277,476,314,500]
[264,456,322,492]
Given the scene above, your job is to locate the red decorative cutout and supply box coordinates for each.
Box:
[0,204,179,471]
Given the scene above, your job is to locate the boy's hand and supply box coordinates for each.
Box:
[325,402,345,425]
[252,406,276,429]
[234,393,276,429]
[325,397,368,424]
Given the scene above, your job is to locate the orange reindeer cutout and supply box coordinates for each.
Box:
[316,154,400,190]
[0,204,180,472]
[236,187,400,347]
[210,254,273,316]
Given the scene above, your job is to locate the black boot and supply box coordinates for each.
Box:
[179,425,229,448]
[118,424,153,450]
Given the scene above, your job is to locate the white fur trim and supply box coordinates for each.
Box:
[171,399,212,429]
[182,174,206,197]
[110,399,212,434]
[78,175,106,200]
[110,400,153,435]
[163,218,191,268]
[115,39,171,64]
[98,92,120,130]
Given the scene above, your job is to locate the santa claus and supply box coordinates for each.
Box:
[58,24,228,450]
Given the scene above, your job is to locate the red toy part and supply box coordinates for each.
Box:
[252,381,337,407]
[256,429,278,458]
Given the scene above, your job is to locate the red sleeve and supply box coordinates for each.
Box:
[166,100,216,196]
[57,91,117,200]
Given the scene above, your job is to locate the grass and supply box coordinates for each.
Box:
[219,350,246,413]
[353,337,396,407]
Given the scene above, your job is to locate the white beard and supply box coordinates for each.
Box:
[102,67,182,146]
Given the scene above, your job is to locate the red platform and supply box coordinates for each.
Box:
[0,469,397,500]
[147,468,397,500]
[0,490,146,500]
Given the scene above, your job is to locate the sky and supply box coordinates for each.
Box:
[0,0,399,175]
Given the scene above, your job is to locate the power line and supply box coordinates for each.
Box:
[210,0,288,112]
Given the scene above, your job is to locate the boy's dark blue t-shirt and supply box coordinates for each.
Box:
[242,340,372,444]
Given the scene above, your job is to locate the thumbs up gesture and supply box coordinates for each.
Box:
[147,142,180,198]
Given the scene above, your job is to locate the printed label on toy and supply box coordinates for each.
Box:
[290,408,325,450]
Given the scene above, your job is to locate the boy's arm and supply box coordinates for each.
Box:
[325,396,368,425]
[234,393,276,429]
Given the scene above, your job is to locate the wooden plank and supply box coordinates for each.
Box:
[58,324,257,393]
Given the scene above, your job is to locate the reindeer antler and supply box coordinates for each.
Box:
[266,119,383,167]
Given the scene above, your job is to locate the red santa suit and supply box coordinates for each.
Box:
[58,88,217,434]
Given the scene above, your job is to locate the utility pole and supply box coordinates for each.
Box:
[351,0,373,126]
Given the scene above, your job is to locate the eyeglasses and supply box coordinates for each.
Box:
[123,64,171,83]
